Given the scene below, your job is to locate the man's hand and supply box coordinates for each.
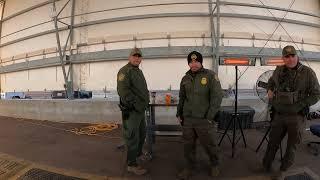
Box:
[267,90,274,99]
[177,116,183,123]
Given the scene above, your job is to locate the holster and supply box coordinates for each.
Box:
[118,102,131,120]
[180,116,184,126]
[121,110,130,120]
[300,106,310,117]
[269,106,275,121]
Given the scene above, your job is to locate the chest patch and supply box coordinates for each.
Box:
[118,73,125,81]
[201,77,207,85]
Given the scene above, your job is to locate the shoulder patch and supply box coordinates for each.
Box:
[118,73,125,81]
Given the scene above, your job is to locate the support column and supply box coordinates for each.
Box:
[52,0,74,99]
[0,0,6,95]
[209,0,220,74]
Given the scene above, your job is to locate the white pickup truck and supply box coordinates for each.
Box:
[0,92,31,99]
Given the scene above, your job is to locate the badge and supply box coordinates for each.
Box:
[201,77,207,85]
[191,54,197,61]
[118,73,125,81]
[214,74,220,82]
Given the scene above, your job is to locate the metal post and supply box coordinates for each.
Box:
[214,0,221,74]
[52,0,69,92]
[232,66,239,158]
[0,0,6,96]
[235,66,238,115]
[208,0,218,73]
[219,65,247,158]
[235,66,246,148]
[52,0,74,99]
[69,0,75,95]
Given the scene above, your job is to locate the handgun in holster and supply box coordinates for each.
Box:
[118,101,130,120]
[301,106,310,117]
[180,116,184,126]
[269,105,275,121]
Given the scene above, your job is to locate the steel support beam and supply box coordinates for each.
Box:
[221,1,320,18]
[2,0,318,24]
[1,0,319,48]
[219,13,320,28]
[208,0,218,73]
[257,0,307,58]
[69,0,75,94]
[52,0,73,99]
[0,0,5,95]
[1,0,61,22]
[2,11,319,49]
[214,0,221,73]
[2,0,318,37]
[1,46,320,74]
[57,0,71,17]
[0,27,68,48]
[0,13,208,48]
[3,0,318,41]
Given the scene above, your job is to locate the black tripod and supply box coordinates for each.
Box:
[218,66,247,158]
[255,110,283,160]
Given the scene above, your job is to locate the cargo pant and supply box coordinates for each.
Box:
[263,113,305,171]
[122,110,146,166]
[182,117,220,168]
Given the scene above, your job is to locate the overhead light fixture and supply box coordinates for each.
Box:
[219,57,256,66]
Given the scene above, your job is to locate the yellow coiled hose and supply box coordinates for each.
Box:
[71,123,118,136]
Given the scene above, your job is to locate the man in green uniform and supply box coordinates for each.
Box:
[117,47,149,175]
[262,45,320,179]
[176,51,223,179]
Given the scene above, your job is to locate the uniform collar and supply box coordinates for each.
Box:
[127,62,139,68]
[283,62,302,71]
[186,67,205,75]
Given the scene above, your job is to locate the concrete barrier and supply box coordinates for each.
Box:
[0,97,270,124]
[0,99,122,123]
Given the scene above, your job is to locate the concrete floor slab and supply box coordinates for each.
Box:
[0,116,319,179]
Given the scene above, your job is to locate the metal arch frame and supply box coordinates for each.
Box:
[1,1,319,23]
[0,1,318,74]
[1,12,319,48]
[0,1,319,48]
[1,1,319,24]
[1,46,320,74]
[221,1,320,18]
[2,34,319,64]
[52,0,75,99]
[1,0,62,22]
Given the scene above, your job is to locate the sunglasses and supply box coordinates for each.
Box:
[284,54,296,58]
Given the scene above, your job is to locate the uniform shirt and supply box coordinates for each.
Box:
[177,68,223,120]
[268,62,320,113]
[117,63,149,112]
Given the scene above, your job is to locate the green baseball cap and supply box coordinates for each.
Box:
[282,45,297,56]
[130,47,142,57]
